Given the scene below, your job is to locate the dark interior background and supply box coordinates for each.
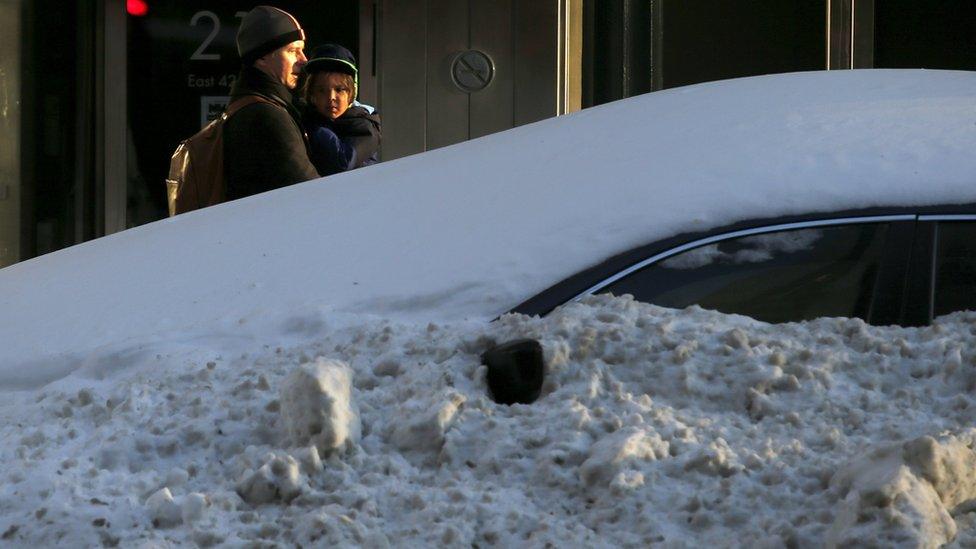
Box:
[21,0,91,258]
[659,0,826,89]
[874,0,976,70]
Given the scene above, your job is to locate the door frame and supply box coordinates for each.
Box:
[827,0,874,69]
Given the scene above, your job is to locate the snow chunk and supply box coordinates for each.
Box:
[235,453,303,505]
[146,487,182,528]
[181,492,210,524]
[146,487,211,527]
[280,358,361,454]
[166,467,189,488]
[827,432,976,548]
[292,445,324,475]
[682,438,743,478]
[390,391,466,452]
[579,427,669,490]
[902,433,976,508]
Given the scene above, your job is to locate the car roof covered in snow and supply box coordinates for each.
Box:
[1,69,975,373]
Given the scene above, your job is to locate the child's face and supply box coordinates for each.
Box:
[310,72,352,120]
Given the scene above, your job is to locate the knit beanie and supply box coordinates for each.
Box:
[237,6,305,65]
[304,44,358,77]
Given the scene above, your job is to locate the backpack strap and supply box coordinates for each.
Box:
[226,94,312,150]
[223,95,274,120]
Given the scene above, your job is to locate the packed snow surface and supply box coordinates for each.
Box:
[2,70,976,375]
[4,295,976,546]
[2,70,976,546]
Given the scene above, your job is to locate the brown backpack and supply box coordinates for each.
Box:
[166,95,271,216]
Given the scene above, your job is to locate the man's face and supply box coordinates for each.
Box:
[256,40,307,89]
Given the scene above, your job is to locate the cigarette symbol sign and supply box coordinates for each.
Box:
[451,50,494,93]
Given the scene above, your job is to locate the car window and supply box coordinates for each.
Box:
[933,222,976,317]
[602,223,889,323]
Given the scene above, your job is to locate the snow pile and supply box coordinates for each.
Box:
[3,295,976,546]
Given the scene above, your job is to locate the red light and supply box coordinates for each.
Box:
[127,0,148,17]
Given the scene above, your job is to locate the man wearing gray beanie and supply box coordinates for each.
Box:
[223,6,320,201]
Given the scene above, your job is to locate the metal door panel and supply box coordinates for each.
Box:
[377,0,564,159]
[470,0,514,139]
[426,0,469,150]
[380,0,428,159]
[514,1,559,126]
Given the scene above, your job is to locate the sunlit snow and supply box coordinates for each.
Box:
[4,297,976,546]
[2,69,976,546]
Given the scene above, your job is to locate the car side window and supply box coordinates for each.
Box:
[602,223,889,323]
[933,222,976,317]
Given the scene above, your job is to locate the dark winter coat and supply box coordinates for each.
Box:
[303,105,382,177]
[223,66,320,201]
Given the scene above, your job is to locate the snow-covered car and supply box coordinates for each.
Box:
[1,69,976,547]
[2,69,974,372]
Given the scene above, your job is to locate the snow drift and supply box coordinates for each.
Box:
[3,296,976,546]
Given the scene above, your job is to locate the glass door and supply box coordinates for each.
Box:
[15,0,96,264]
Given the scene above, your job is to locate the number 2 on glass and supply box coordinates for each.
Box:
[190,11,248,62]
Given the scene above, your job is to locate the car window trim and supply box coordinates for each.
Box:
[571,214,917,303]
[918,215,976,221]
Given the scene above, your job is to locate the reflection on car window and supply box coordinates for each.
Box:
[661,229,823,269]
[603,224,888,324]
[933,223,976,317]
